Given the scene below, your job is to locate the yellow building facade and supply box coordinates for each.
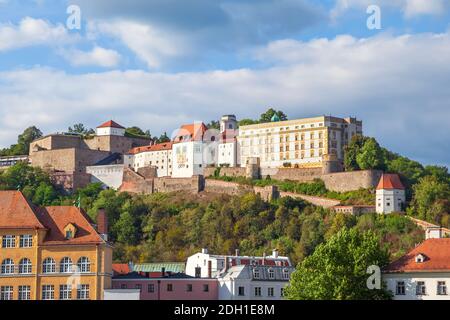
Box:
[0,191,112,300]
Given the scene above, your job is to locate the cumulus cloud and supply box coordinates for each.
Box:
[60,46,121,67]
[0,17,74,52]
[1,31,449,166]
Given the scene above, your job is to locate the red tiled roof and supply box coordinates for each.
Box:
[173,123,208,143]
[128,142,173,155]
[35,206,104,245]
[384,239,450,273]
[0,191,104,245]
[0,191,45,229]
[376,173,405,190]
[113,263,131,275]
[97,120,125,129]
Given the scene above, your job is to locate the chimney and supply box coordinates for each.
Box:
[235,249,240,257]
[201,248,208,254]
[161,267,166,278]
[262,252,266,266]
[272,249,279,259]
[97,208,108,241]
[208,261,212,278]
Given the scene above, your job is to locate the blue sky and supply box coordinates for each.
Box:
[0,0,449,167]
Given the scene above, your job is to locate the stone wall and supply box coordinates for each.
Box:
[279,191,340,208]
[321,170,383,192]
[204,179,253,196]
[50,171,92,193]
[119,168,154,194]
[261,167,323,182]
[203,167,246,178]
[154,176,203,194]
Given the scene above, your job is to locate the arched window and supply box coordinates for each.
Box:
[60,257,73,273]
[77,257,90,273]
[1,259,15,274]
[18,258,32,274]
[42,258,56,273]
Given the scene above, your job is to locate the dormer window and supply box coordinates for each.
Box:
[253,268,260,279]
[415,254,426,263]
[63,223,77,240]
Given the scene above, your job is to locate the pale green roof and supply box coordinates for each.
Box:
[133,262,185,273]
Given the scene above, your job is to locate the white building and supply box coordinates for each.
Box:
[185,249,292,279]
[86,164,124,189]
[383,238,450,300]
[96,120,126,136]
[218,264,294,300]
[376,173,406,214]
[171,122,218,178]
[237,115,362,169]
[124,142,173,177]
[104,289,140,300]
[218,115,241,167]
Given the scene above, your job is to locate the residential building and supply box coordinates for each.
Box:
[237,115,362,169]
[124,142,173,177]
[218,264,294,300]
[171,122,217,178]
[383,238,450,300]
[0,191,112,300]
[218,115,241,167]
[185,249,292,279]
[110,272,218,300]
[376,173,406,214]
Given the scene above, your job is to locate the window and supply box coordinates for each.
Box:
[121,284,127,289]
[253,269,260,279]
[42,285,55,300]
[437,281,447,295]
[396,281,406,295]
[77,257,91,273]
[60,257,73,273]
[18,285,31,300]
[280,288,285,297]
[20,235,33,248]
[238,286,245,296]
[1,258,15,274]
[0,286,13,300]
[416,281,426,295]
[268,268,275,279]
[135,284,142,291]
[167,284,173,292]
[59,285,72,300]
[254,287,262,297]
[203,284,209,292]
[268,287,274,297]
[148,284,155,293]
[19,258,32,274]
[42,258,56,273]
[186,284,193,292]
[2,235,15,248]
[282,269,290,280]
[77,284,90,300]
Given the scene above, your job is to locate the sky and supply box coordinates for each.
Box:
[0,0,449,167]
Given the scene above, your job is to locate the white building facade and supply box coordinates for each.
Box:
[217,115,241,167]
[237,116,362,169]
[125,142,173,177]
[171,123,218,178]
[86,164,124,189]
[376,173,406,214]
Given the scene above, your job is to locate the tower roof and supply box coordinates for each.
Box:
[97,120,125,129]
[271,114,280,122]
[376,173,405,190]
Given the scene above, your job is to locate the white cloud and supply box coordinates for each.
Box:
[60,46,121,67]
[0,31,449,166]
[88,20,187,69]
[331,0,448,19]
[0,17,74,52]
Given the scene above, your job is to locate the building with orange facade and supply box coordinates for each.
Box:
[0,191,112,300]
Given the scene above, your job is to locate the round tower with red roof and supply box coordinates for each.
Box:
[376,173,406,214]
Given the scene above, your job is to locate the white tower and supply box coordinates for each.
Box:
[96,120,126,137]
[220,115,237,133]
[376,173,406,214]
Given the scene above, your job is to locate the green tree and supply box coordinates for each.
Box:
[206,120,220,130]
[386,156,424,185]
[344,135,367,171]
[157,132,171,143]
[125,127,152,138]
[410,175,450,224]
[285,228,391,300]
[238,119,258,126]
[259,108,288,123]
[0,126,43,156]
[356,138,385,170]
[68,123,95,135]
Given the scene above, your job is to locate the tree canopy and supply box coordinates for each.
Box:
[0,126,43,156]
